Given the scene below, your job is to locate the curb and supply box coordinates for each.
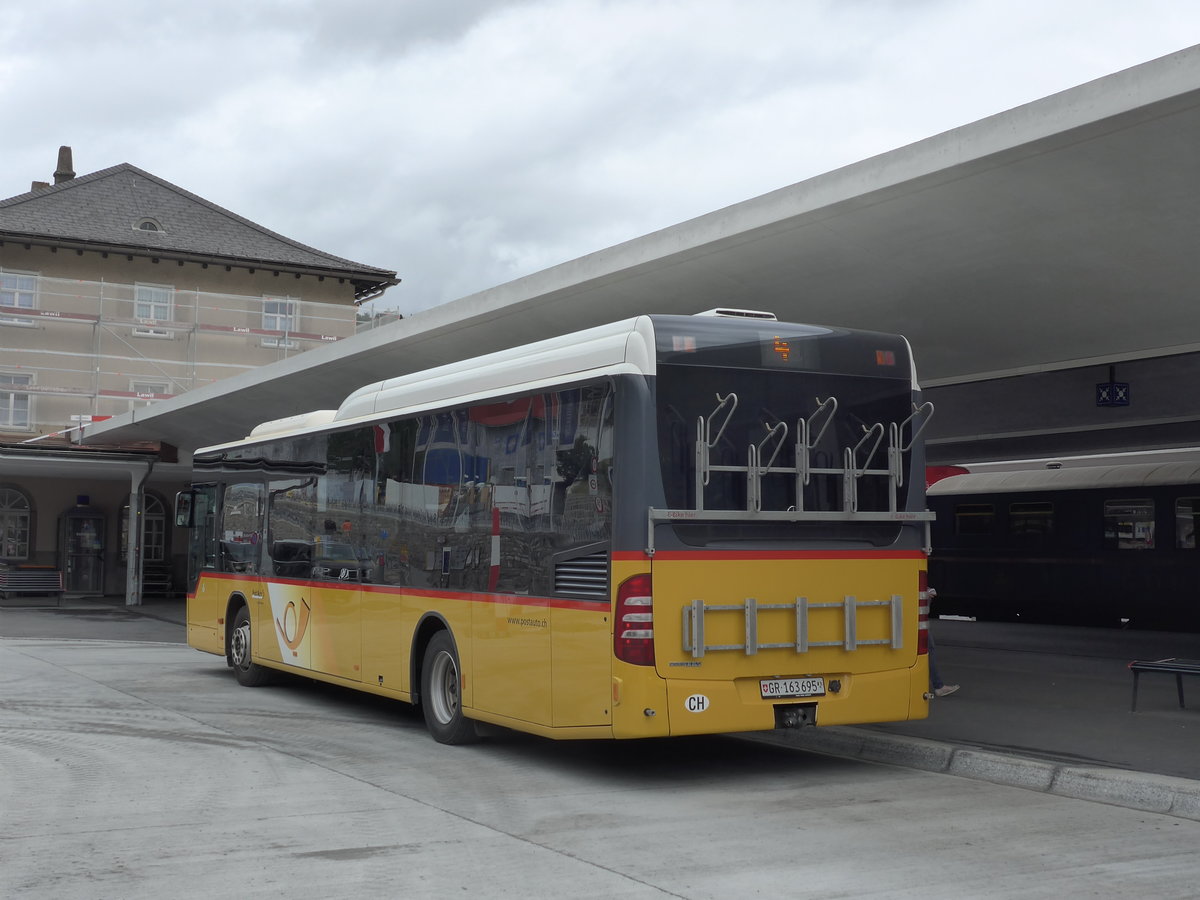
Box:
[744,725,1200,822]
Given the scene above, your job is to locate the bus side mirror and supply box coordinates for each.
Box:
[175,490,197,528]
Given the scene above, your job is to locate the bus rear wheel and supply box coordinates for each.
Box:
[230,605,273,687]
[421,631,478,745]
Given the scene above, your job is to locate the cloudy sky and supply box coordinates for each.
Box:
[3,1,1198,316]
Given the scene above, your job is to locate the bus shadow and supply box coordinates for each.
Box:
[204,667,862,783]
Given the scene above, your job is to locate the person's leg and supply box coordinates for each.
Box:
[928,631,959,696]
[928,631,943,690]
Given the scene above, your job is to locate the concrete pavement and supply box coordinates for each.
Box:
[5,633,1197,899]
[2,596,1198,820]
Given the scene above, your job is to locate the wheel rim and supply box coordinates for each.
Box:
[428,650,460,725]
[231,621,251,670]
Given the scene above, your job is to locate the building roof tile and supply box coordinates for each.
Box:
[0,163,397,294]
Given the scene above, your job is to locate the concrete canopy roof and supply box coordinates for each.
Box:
[73,45,1200,457]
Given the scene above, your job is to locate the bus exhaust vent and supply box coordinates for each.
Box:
[554,551,609,599]
[694,308,777,320]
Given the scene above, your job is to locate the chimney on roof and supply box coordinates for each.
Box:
[53,146,75,184]
[30,181,50,192]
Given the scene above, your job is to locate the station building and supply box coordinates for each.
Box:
[0,149,397,600]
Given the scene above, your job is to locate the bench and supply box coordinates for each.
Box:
[0,565,63,599]
[1128,658,1200,712]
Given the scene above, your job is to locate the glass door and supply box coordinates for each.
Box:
[61,506,106,595]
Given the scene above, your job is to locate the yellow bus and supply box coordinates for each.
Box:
[177,310,936,744]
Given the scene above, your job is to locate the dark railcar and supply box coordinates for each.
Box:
[928,463,1200,632]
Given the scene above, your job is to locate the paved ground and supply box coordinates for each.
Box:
[0,596,187,643]
[2,596,1198,819]
[2,624,1198,899]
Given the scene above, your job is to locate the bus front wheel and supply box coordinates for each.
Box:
[230,605,273,687]
[421,631,479,745]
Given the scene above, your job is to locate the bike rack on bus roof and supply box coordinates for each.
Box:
[645,393,935,555]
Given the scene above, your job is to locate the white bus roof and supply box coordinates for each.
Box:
[336,316,656,423]
[203,316,658,453]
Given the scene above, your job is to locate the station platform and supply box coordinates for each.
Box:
[2,597,1198,818]
[884,618,1200,779]
[765,617,1200,820]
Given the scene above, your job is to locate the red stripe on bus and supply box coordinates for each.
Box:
[196,572,605,611]
[612,550,926,561]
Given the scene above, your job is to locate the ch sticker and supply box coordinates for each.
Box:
[275,597,311,656]
[685,694,710,713]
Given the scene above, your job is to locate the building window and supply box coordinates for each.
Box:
[0,373,32,429]
[1176,498,1200,549]
[0,486,32,561]
[1,270,37,308]
[135,283,174,321]
[1103,499,1155,550]
[135,218,164,232]
[263,296,297,333]
[0,270,37,325]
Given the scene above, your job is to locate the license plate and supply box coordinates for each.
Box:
[760,676,826,699]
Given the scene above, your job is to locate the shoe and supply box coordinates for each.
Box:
[934,684,959,698]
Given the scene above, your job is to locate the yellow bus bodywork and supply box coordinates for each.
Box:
[188,550,928,740]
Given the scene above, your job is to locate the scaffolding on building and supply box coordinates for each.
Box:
[0,275,375,437]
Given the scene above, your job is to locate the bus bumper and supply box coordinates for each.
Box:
[658,660,931,736]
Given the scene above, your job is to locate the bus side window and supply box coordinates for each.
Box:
[1175,498,1200,549]
[370,418,418,588]
[199,489,218,569]
[185,484,220,592]
[219,483,265,574]
[268,478,319,578]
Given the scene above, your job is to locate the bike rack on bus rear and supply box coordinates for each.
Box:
[646,392,935,554]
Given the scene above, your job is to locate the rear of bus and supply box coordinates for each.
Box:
[609,314,934,738]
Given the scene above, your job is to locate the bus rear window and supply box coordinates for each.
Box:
[656,363,913,544]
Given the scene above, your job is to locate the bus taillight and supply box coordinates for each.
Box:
[918,570,931,655]
[615,574,655,666]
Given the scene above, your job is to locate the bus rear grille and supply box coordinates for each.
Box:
[554,551,609,599]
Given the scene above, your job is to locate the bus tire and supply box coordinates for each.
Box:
[230,605,273,687]
[421,631,478,745]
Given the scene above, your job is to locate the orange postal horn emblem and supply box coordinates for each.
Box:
[276,597,312,655]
